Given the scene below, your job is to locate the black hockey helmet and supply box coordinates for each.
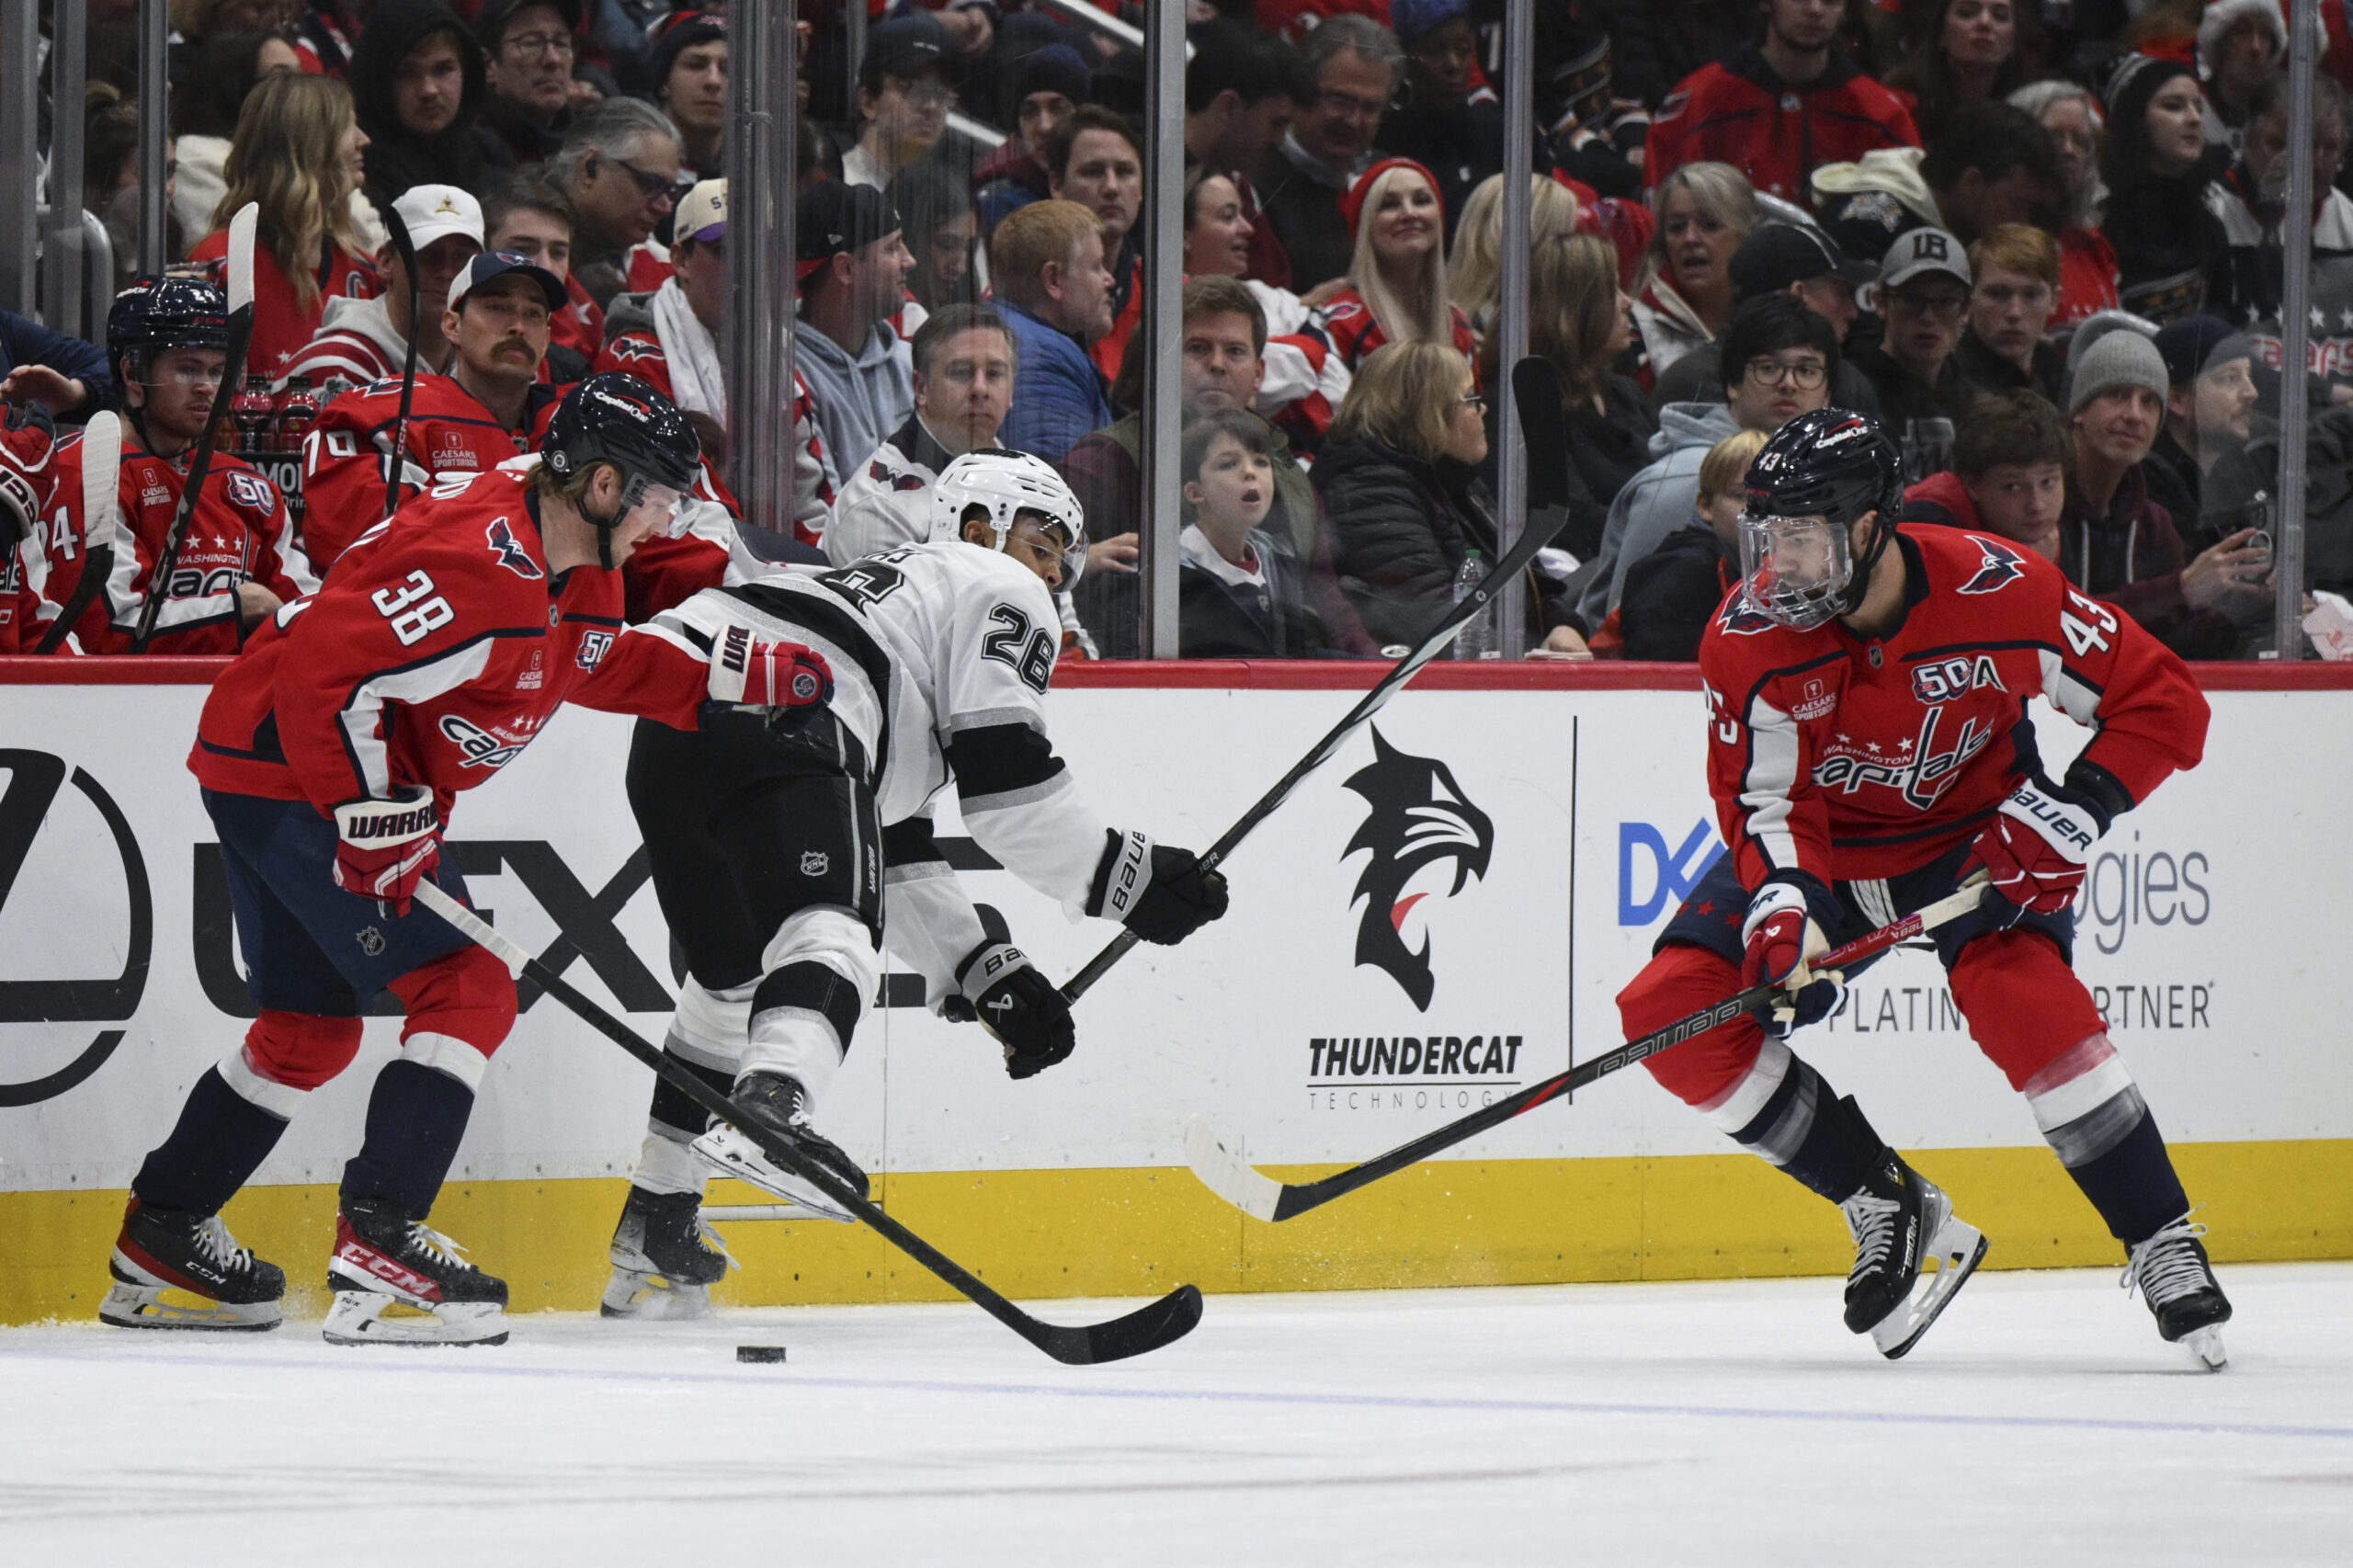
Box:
[107,272,230,376]
[540,372,701,562]
[1737,407,1906,630]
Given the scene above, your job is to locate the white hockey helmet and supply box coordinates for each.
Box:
[929,448,1088,584]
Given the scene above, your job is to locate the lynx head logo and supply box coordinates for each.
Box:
[1340,729,1494,1008]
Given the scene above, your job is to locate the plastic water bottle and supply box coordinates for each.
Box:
[1451,550,1499,660]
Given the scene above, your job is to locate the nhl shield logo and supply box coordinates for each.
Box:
[357,926,386,957]
[800,850,829,877]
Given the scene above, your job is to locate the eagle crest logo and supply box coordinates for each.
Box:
[485,516,542,580]
[1340,729,1494,1008]
[1958,534,2026,595]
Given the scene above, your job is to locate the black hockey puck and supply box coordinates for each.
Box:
[736,1345,788,1364]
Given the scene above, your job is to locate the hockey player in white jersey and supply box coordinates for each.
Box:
[604,449,1229,1315]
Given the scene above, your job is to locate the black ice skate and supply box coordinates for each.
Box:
[2122,1214,2232,1370]
[602,1186,739,1320]
[689,1072,868,1224]
[100,1198,285,1332]
[1838,1149,1988,1359]
[323,1196,510,1346]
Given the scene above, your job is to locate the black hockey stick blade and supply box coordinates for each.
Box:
[380,202,423,523]
[1058,358,1572,1005]
[413,881,1202,1365]
[1185,877,1991,1221]
[132,203,256,653]
[1512,355,1570,517]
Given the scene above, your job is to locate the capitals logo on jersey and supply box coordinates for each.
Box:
[438,714,531,769]
[605,335,664,367]
[1340,728,1494,1009]
[1958,535,2027,595]
[485,516,542,581]
[1715,592,1782,636]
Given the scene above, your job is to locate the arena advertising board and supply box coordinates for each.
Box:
[1,679,2347,1194]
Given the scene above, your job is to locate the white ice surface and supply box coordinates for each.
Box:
[3,1264,2347,1567]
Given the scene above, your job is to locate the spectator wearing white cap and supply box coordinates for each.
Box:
[281,184,486,392]
[2060,324,2269,659]
[597,179,834,548]
[1846,226,1977,482]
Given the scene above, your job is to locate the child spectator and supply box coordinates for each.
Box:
[1176,408,1313,658]
[1898,388,2070,560]
[188,72,381,382]
[1617,427,1768,660]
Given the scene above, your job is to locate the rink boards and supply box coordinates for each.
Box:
[2,659,2349,1322]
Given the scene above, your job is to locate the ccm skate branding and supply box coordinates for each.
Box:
[1342,729,1495,1009]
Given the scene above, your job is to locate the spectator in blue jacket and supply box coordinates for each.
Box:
[1,309,113,420]
[990,198,1116,464]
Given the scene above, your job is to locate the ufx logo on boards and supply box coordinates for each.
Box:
[1339,728,1493,1008]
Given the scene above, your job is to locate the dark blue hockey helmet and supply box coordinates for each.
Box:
[541,371,701,498]
[1737,408,1907,630]
[107,272,231,375]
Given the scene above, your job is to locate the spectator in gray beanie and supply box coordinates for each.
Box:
[2062,324,2270,657]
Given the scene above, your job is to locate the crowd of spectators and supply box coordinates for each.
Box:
[13,0,2353,665]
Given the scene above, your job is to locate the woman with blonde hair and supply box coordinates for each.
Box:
[1631,161,1756,388]
[1448,174,1582,336]
[187,71,381,381]
[1314,340,1582,651]
[1317,159,1479,378]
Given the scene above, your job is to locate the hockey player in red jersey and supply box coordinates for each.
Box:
[0,402,63,652]
[299,252,571,572]
[102,374,833,1344]
[1615,408,2234,1368]
[41,276,312,654]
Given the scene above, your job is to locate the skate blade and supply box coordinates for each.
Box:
[97,1281,280,1333]
[1872,1223,1990,1360]
[2181,1324,2228,1370]
[599,1267,714,1321]
[688,1127,857,1223]
[322,1290,508,1346]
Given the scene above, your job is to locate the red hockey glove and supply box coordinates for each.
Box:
[332,788,442,916]
[1964,777,2105,926]
[708,626,834,712]
[1740,880,1841,1036]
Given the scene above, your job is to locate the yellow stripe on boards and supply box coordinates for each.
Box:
[2,1141,2346,1326]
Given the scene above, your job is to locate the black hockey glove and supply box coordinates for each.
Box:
[1089,829,1229,946]
[955,934,1076,1080]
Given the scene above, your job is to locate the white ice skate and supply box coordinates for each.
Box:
[1841,1166,1989,1358]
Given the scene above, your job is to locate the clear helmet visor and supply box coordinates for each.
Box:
[1003,507,1086,586]
[1736,511,1853,631]
[621,475,692,537]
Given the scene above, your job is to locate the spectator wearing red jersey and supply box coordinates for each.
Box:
[551,97,683,312]
[1044,108,1146,385]
[168,29,306,256]
[0,404,63,653]
[1645,0,1921,208]
[282,185,484,393]
[597,180,730,450]
[1899,388,2070,561]
[1318,159,1478,380]
[1252,15,1404,291]
[2008,82,2121,330]
[1631,162,1756,388]
[483,178,593,381]
[188,72,382,383]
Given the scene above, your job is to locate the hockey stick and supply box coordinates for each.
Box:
[1058,356,1573,1004]
[412,880,1203,1365]
[379,203,421,524]
[35,412,121,654]
[131,202,256,653]
[1185,875,1991,1222]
